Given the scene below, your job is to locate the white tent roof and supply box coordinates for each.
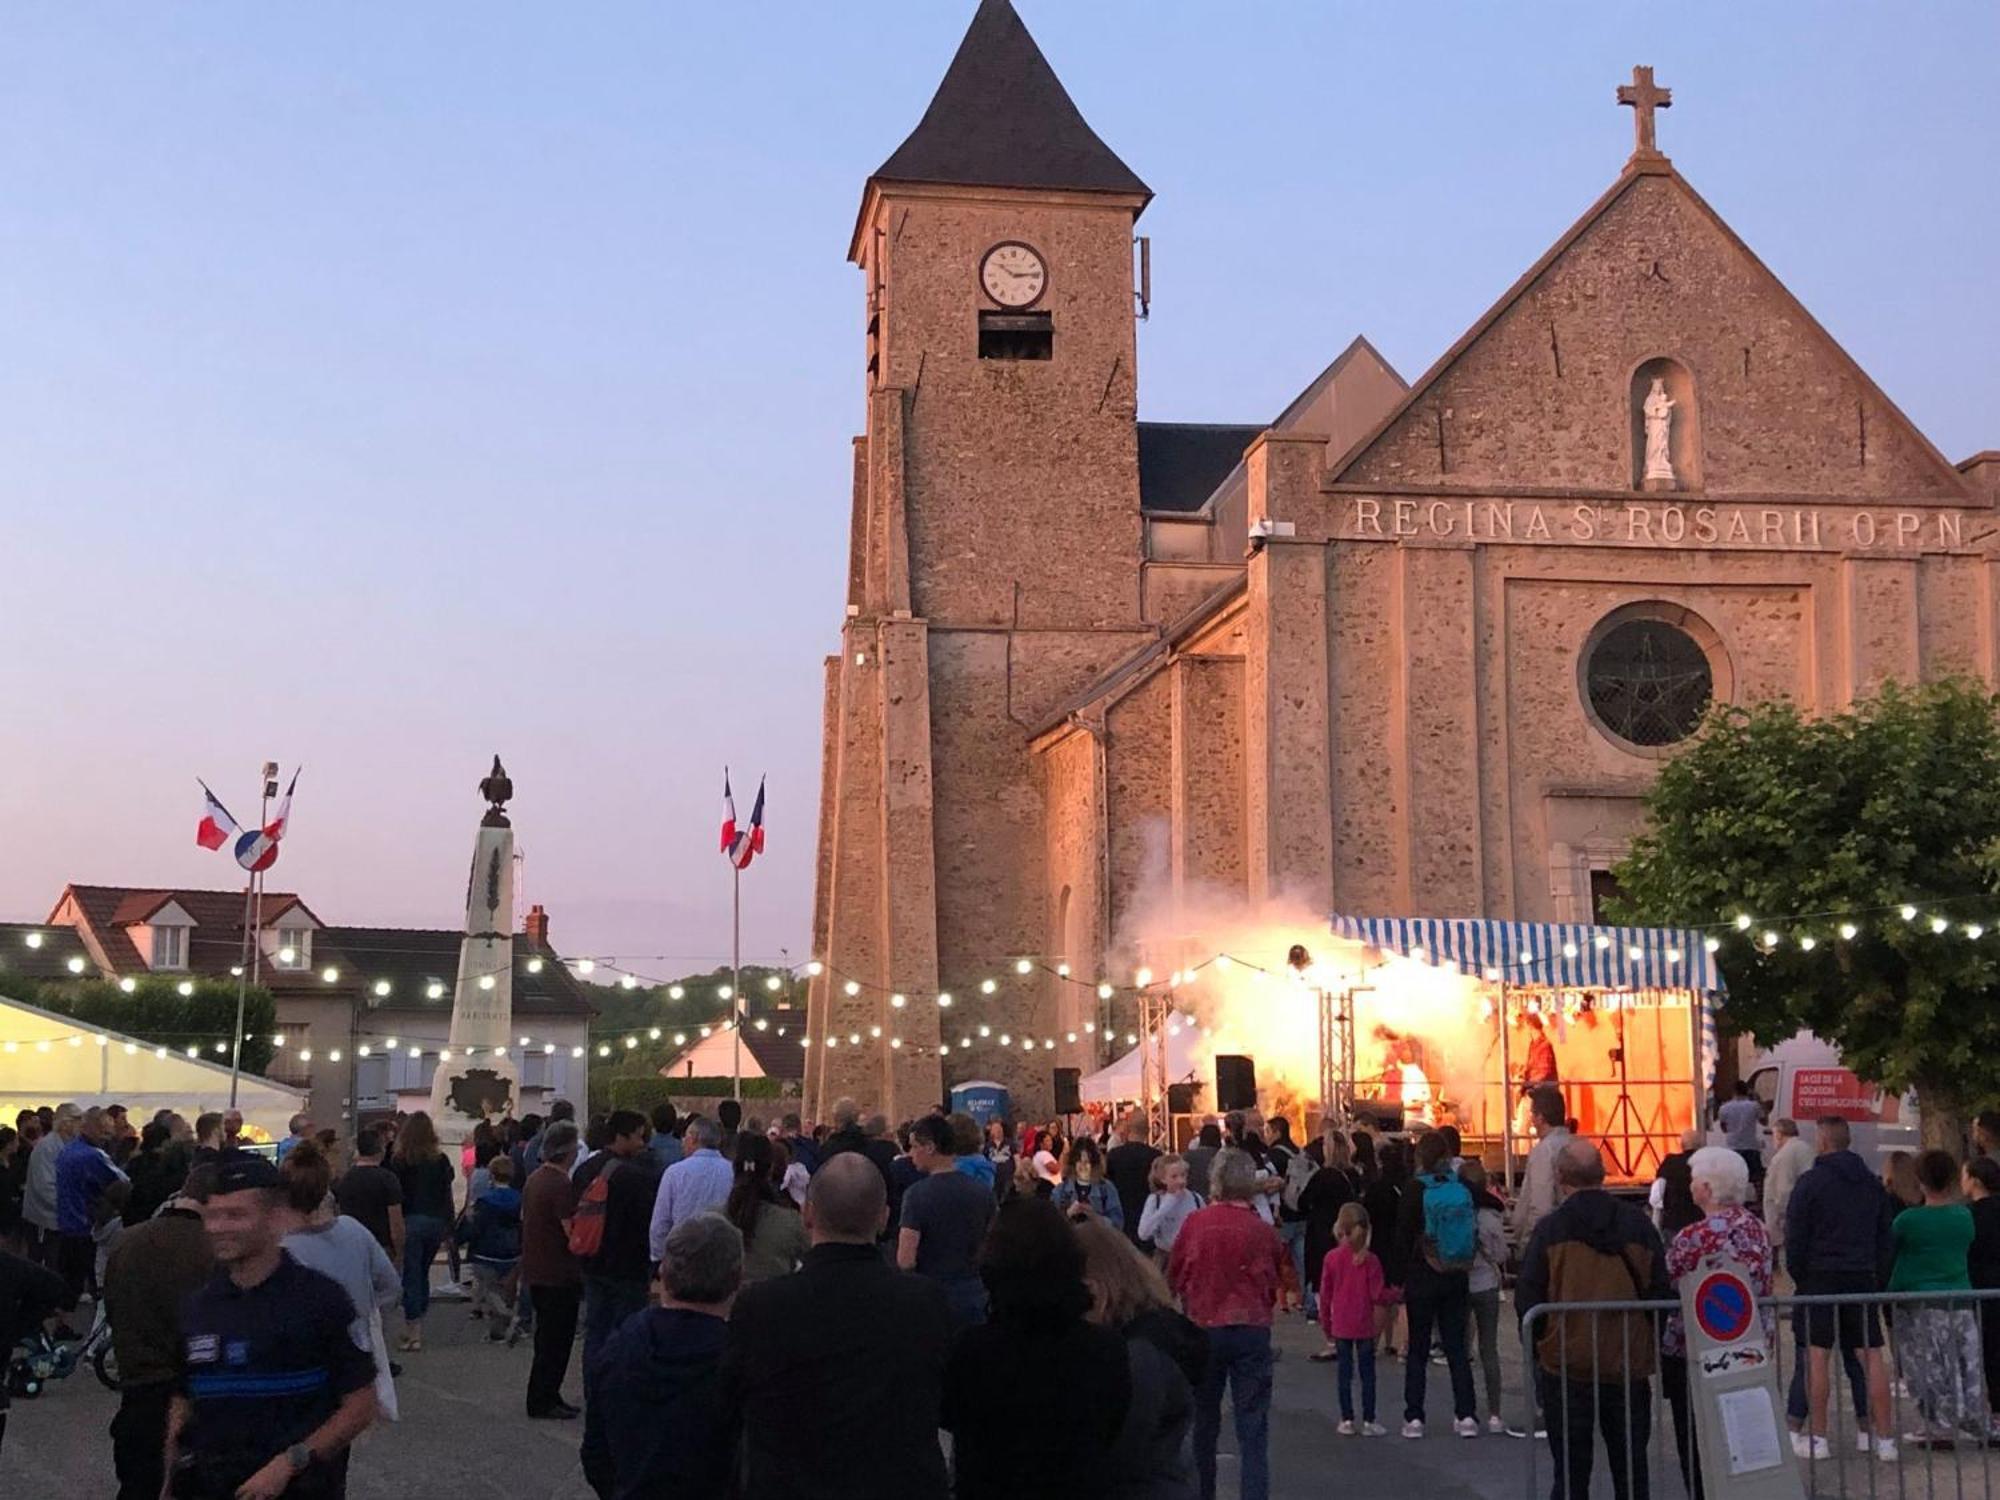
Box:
[660,1027,767,1081]
[0,991,307,1138]
[1078,1025,1204,1103]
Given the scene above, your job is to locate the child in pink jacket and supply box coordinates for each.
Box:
[1317,1201,1390,1434]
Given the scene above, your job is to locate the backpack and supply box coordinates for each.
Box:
[565,1160,620,1261]
[1282,1150,1316,1213]
[1419,1170,1478,1272]
[1534,1241,1657,1382]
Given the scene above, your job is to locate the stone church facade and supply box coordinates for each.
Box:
[806,0,2000,1119]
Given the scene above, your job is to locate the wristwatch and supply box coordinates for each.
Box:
[286,1442,313,1474]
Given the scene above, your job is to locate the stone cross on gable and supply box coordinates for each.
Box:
[1618,65,1672,159]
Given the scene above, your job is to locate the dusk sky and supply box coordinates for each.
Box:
[4,4,1994,979]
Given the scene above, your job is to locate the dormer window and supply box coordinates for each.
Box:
[275,927,311,970]
[152,924,188,971]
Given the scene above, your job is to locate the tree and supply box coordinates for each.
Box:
[1610,677,2000,1149]
[25,977,278,1075]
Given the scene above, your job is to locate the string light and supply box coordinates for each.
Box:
[118,977,136,994]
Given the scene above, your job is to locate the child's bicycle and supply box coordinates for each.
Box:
[6,1297,118,1399]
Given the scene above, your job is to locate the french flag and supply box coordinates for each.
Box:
[264,769,299,842]
[722,772,766,870]
[196,782,240,851]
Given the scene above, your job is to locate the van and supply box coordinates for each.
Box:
[1743,1031,1919,1164]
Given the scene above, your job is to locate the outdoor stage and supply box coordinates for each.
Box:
[1081,916,1719,1186]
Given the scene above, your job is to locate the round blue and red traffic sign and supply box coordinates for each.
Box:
[1693,1271,1755,1344]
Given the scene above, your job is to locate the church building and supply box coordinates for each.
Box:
[805,0,2000,1119]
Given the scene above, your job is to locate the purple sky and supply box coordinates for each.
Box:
[2,4,1994,975]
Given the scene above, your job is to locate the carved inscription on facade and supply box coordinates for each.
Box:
[1346,498,1970,551]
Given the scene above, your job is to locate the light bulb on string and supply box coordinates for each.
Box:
[1734,914,1753,931]
[765,975,782,992]
[980,979,997,995]
[1015,959,1032,975]
[844,980,861,997]
[1838,922,1859,941]
[1901,906,1919,922]
[1798,935,1817,951]
[1057,963,1070,977]
[1931,916,1950,935]
[1968,924,1986,940]
[806,960,824,977]
[1097,983,1114,1000]
[1703,937,1720,954]
[937,992,953,1008]
[890,993,906,1009]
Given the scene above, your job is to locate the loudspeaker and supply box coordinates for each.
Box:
[1167,1083,1197,1115]
[1052,1067,1081,1114]
[1215,1055,1257,1111]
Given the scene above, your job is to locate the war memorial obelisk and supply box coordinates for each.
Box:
[427,756,520,1164]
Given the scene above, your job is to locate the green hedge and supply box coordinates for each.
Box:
[606,1075,789,1116]
[19,978,277,1074]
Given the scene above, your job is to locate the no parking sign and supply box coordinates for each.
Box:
[1693,1270,1757,1346]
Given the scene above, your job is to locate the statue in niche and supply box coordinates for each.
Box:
[1642,376,1677,485]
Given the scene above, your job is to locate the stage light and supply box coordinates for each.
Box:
[980,979,997,995]
[844,980,861,996]
[1900,906,1918,922]
[1097,983,1114,1000]
[1931,916,1950,935]
[891,993,906,1008]
[1015,959,1033,975]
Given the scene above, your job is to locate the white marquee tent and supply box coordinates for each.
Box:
[1077,1023,1204,1104]
[0,991,306,1137]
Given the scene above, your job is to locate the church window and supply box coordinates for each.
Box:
[979,311,1053,361]
[1580,603,1729,753]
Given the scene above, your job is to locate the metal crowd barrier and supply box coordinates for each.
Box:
[1518,1289,2000,1500]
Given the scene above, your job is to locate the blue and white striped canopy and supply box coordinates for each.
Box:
[1327,915,1723,993]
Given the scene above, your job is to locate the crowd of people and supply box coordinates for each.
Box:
[3,1088,1999,1498]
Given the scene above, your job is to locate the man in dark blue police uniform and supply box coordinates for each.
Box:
[163,1153,377,1499]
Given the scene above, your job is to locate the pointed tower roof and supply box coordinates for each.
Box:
[872,0,1150,204]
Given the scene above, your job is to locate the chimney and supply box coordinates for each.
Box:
[521,903,550,948]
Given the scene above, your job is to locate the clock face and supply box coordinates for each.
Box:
[980,241,1047,308]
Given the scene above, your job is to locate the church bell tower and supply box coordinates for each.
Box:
[809,0,1156,1119]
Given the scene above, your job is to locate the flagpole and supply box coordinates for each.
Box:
[732,864,743,1105]
[229,874,254,1109]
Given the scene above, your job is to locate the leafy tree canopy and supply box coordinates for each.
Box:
[1611,677,2000,1136]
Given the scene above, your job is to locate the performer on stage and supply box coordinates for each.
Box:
[1513,1010,1560,1140]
